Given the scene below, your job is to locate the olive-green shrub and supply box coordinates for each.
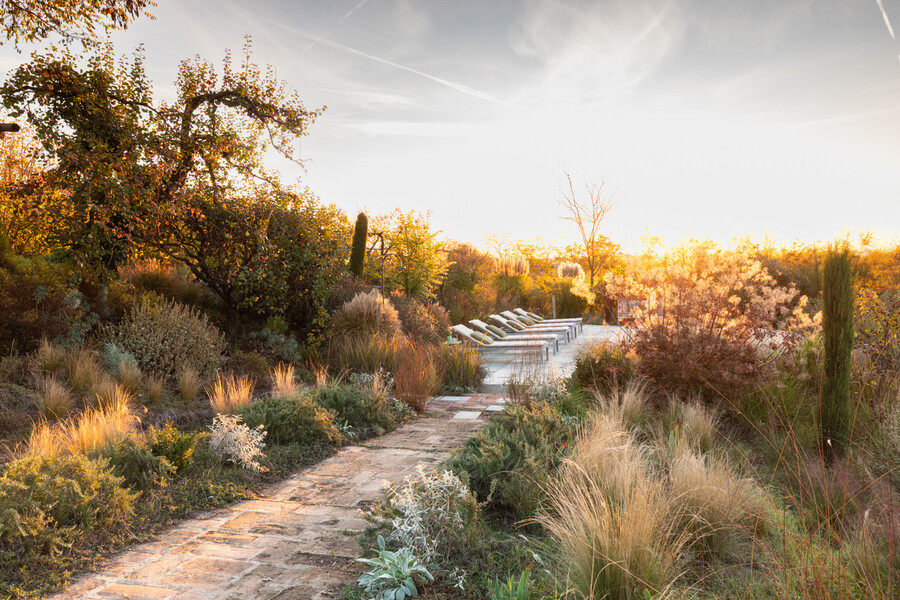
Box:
[101,297,225,381]
[241,394,343,446]
[0,454,135,555]
[315,383,395,438]
[446,403,576,518]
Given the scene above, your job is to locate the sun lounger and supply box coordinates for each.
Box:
[492,313,578,339]
[470,318,568,347]
[451,324,551,363]
[512,308,584,333]
[468,319,563,351]
[502,310,581,336]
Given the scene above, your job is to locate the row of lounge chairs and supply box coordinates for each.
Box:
[450,309,582,364]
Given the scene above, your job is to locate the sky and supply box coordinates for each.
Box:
[2,0,900,252]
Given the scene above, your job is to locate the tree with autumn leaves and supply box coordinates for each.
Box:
[0,38,349,335]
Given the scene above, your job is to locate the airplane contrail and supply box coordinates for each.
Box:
[302,34,510,106]
[299,0,371,55]
[875,0,896,38]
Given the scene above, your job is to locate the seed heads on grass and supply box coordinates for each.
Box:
[36,376,73,419]
[34,338,65,376]
[269,362,296,397]
[67,349,103,396]
[144,374,165,404]
[116,360,143,394]
[24,389,138,458]
[207,373,254,414]
[178,367,202,404]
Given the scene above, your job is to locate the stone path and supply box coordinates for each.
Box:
[51,396,499,600]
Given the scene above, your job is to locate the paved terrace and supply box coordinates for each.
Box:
[480,324,628,392]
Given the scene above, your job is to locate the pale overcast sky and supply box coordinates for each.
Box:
[2,0,899,251]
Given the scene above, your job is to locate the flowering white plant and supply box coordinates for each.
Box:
[207,414,268,472]
[384,467,478,563]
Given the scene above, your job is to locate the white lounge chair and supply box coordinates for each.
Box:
[512,308,584,333]
[492,313,578,339]
[451,324,552,363]
[469,319,564,350]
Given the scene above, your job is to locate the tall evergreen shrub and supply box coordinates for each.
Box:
[349,212,368,277]
[820,246,853,458]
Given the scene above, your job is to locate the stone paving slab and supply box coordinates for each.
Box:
[48,398,496,600]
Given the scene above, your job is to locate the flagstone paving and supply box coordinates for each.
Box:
[49,395,500,600]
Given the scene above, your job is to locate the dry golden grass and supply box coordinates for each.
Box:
[91,378,119,408]
[61,389,138,454]
[116,360,143,394]
[34,338,67,378]
[207,373,254,414]
[269,362,297,397]
[67,349,103,395]
[178,367,202,404]
[667,445,770,561]
[144,374,165,404]
[540,412,685,600]
[24,389,138,457]
[35,376,73,419]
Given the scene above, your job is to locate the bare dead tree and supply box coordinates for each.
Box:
[558,172,615,291]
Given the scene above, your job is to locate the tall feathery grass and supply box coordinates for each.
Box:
[24,388,138,458]
[207,373,254,414]
[269,362,297,397]
[35,376,73,419]
[178,366,202,404]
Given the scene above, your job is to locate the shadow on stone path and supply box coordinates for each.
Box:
[50,396,499,600]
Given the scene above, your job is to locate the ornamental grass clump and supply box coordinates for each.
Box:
[207,373,254,414]
[100,297,225,382]
[331,289,402,340]
[394,339,439,413]
[269,362,297,397]
[35,376,73,419]
[540,413,684,600]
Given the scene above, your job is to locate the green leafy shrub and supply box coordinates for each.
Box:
[100,297,225,381]
[571,342,635,394]
[330,290,402,340]
[241,394,343,446]
[100,433,176,490]
[315,383,395,438]
[148,421,197,474]
[0,454,135,553]
[446,403,576,518]
[100,342,139,378]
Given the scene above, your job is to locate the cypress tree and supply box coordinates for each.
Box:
[349,212,368,277]
[820,245,854,459]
